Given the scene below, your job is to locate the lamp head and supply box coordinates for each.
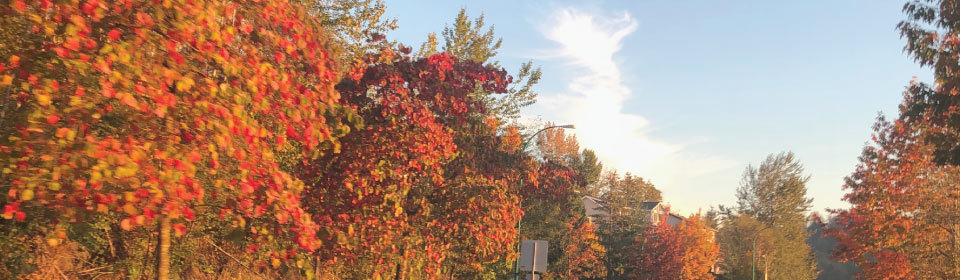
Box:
[559,124,576,129]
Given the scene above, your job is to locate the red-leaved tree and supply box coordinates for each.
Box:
[0,0,349,278]
[299,49,521,277]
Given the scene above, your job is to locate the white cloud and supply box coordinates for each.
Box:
[530,8,736,214]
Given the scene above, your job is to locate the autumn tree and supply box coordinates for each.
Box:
[559,217,608,279]
[630,214,719,280]
[595,171,662,278]
[512,124,611,279]
[417,9,540,121]
[826,114,959,279]
[735,152,818,279]
[806,214,858,280]
[297,46,524,278]
[821,1,960,278]
[0,0,351,278]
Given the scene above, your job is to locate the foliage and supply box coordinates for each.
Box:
[735,152,818,279]
[560,217,607,279]
[821,1,960,279]
[806,214,858,280]
[298,43,521,277]
[0,0,354,277]
[303,0,398,67]
[594,171,662,278]
[716,214,774,280]
[826,113,960,279]
[514,124,610,280]
[417,9,540,121]
[630,214,719,280]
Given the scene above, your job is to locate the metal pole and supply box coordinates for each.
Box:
[752,234,757,280]
[514,198,523,280]
[531,242,538,280]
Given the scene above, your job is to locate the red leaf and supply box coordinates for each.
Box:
[173,223,186,237]
[12,1,25,12]
[108,29,121,40]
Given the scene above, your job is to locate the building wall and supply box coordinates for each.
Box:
[582,196,609,222]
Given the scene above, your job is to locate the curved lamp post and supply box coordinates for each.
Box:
[514,124,575,280]
[753,224,783,280]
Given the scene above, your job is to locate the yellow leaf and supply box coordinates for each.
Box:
[115,166,137,178]
[176,77,194,91]
[271,258,281,269]
[46,238,61,246]
[20,189,34,201]
[0,75,12,86]
[48,182,61,191]
[36,94,51,106]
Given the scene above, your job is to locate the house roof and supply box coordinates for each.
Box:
[640,201,662,210]
[582,195,603,204]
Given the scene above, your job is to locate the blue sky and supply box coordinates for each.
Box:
[383,0,932,215]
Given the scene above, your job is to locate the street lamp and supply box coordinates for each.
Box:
[753,224,783,280]
[514,124,575,280]
[521,124,576,150]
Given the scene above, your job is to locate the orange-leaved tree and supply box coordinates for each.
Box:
[560,216,607,279]
[824,113,957,279]
[0,0,351,278]
[630,214,719,280]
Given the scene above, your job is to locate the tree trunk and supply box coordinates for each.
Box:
[155,216,171,280]
[394,233,408,280]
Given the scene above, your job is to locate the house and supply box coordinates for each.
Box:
[581,195,609,223]
[581,196,683,227]
[640,201,683,226]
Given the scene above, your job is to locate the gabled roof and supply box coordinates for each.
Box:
[582,195,604,204]
[640,201,662,211]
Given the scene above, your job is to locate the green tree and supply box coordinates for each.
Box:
[418,9,541,121]
[735,152,818,279]
[305,0,398,66]
[717,214,772,280]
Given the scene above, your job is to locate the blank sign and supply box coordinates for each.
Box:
[518,240,548,273]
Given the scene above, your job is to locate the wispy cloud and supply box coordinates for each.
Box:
[531,8,735,213]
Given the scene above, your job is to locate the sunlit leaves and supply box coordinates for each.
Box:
[0,0,349,259]
[630,215,719,280]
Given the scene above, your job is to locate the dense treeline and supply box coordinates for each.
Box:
[0,0,615,279]
[7,0,957,279]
